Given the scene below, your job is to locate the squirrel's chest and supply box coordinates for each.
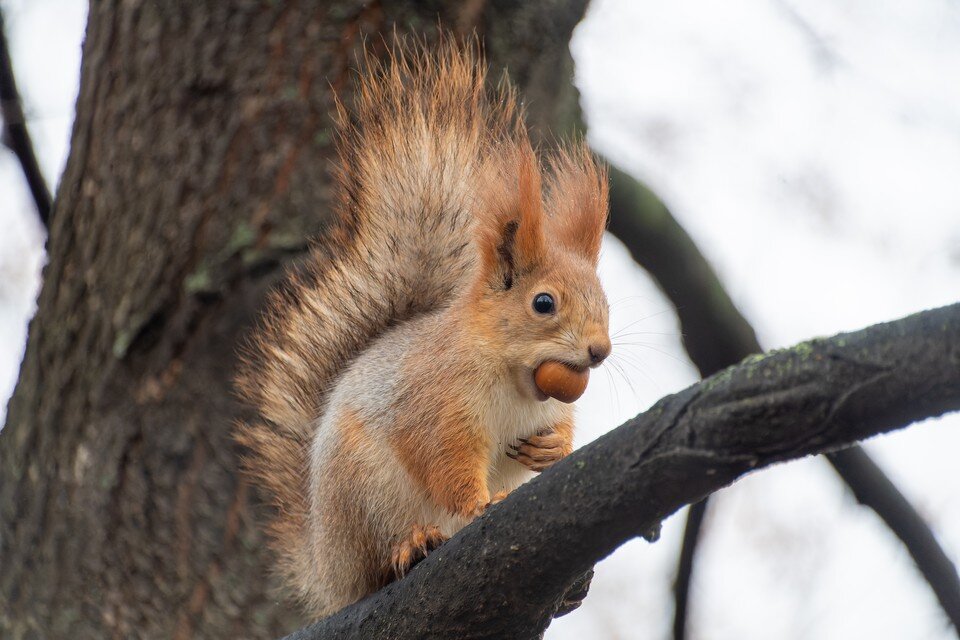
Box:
[478,387,566,493]
[479,384,567,450]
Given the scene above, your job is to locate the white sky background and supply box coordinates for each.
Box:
[1,1,958,638]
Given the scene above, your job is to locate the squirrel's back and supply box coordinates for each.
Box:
[234,42,523,607]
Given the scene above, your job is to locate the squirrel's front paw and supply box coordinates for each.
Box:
[506,430,572,472]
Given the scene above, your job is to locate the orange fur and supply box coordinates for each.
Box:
[391,524,447,578]
[235,40,610,619]
[545,145,609,265]
[508,417,575,472]
[475,143,547,289]
[553,416,575,456]
[391,399,492,518]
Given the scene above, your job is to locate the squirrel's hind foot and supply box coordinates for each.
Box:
[390,524,447,579]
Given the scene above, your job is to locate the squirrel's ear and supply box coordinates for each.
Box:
[476,144,545,290]
[545,144,609,265]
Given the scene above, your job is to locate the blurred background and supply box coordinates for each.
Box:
[1,0,958,638]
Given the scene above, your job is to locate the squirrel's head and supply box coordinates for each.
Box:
[470,142,611,401]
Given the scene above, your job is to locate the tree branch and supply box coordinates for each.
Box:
[281,303,960,640]
[826,446,960,629]
[0,9,51,228]
[672,498,707,640]
[605,163,960,636]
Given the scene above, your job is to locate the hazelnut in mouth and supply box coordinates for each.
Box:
[533,361,589,403]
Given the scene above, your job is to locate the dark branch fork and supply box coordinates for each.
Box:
[283,303,960,640]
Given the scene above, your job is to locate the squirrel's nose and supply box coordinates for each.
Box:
[588,340,611,366]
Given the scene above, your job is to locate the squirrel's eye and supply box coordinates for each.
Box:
[532,293,555,314]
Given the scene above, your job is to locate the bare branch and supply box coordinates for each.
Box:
[672,498,707,640]
[827,446,960,630]
[282,303,960,640]
[0,9,51,228]
[606,163,960,637]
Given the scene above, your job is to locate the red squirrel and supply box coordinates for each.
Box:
[235,41,611,618]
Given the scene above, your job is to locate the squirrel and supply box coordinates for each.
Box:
[235,41,611,619]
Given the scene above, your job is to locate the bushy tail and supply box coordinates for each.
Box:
[234,41,522,601]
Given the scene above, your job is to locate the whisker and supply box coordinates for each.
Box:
[609,309,675,338]
[609,353,661,393]
[614,342,694,369]
[611,330,682,339]
[604,358,629,400]
[609,294,659,309]
[601,364,621,417]
[607,356,646,399]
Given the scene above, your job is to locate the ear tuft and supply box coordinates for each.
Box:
[544,143,609,264]
[476,141,545,289]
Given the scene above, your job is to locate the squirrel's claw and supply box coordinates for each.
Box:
[508,429,572,472]
[485,490,509,510]
[390,524,447,579]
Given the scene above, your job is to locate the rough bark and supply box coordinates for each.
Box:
[0,2,588,638]
[285,303,960,640]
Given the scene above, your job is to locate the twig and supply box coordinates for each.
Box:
[0,9,52,228]
[672,499,707,640]
[827,446,960,630]
[282,303,960,640]
[605,164,960,637]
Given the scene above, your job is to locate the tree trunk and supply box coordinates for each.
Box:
[0,2,588,638]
